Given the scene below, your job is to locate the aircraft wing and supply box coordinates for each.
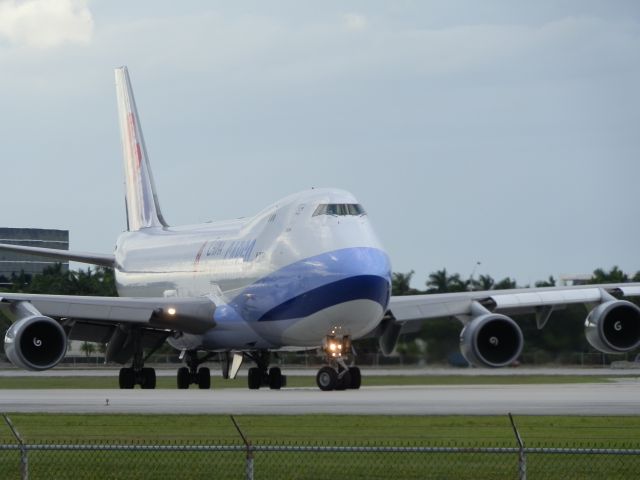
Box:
[0,243,115,268]
[388,283,640,323]
[380,283,640,360]
[0,292,216,369]
[0,292,216,335]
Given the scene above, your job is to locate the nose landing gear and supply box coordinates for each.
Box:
[316,334,361,391]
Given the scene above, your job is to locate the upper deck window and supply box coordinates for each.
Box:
[312,203,366,217]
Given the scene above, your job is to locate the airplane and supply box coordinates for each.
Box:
[1,66,640,391]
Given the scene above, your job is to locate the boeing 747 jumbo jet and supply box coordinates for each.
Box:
[1,67,640,391]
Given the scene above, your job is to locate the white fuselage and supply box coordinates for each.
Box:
[113,188,392,352]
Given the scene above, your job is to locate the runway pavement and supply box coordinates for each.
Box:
[1,381,639,415]
[1,366,639,377]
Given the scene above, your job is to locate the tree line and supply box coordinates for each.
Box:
[0,263,117,296]
[392,266,640,296]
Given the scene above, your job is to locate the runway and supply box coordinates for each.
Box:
[1,381,639,415]
[1,366,638,377]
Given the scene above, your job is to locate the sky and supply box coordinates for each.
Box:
[0,0,639,288]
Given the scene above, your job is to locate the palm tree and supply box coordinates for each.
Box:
[471,274,494,291]
[591,266,628,284]
[535,276,556,287]
[494,277,517,290]
[81,341,96,357]
[392,271,419,296]
[426,269,467,293]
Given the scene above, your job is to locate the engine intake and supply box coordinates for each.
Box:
[4,315,67,371]
[460,314,523,367]
[585,300,640,354]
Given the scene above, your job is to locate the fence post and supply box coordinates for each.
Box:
[3,414,28,480]
[508,413,526,480]
[230,415,254,480]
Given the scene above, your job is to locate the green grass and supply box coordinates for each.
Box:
[0,373,635,389]
[1,414,639,479]
[1,413,639,447]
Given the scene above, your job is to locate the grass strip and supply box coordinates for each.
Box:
[0,413,638,448]
[1,414,638,479]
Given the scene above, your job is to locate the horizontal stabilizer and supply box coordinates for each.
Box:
[0,243,115,268]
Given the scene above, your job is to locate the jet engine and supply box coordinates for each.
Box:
[460,313,523,367]
[585,300,640,354]
[4,314,67,371]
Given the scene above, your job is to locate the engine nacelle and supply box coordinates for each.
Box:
[4,315,67,371]
[460,314,523,367]
[585,300,640,354]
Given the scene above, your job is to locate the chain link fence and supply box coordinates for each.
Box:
[1,414,640,479]
[1,441,639,479]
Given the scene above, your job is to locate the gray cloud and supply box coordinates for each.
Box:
[0,2,639,287]
[0,0,93,49]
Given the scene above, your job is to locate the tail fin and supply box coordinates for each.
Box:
[115,66,168,231]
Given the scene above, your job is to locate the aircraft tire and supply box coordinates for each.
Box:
[119,368,135,389]
[335,371,351,391]
[197,367,211,389]
[316,366,338,391]
[177,367,190,389]
[248,367,261,390]
[268,367,282,390]
[348,367,361,389]
[141,368,156,389]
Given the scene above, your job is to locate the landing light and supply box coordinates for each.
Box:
[167,308,177,316]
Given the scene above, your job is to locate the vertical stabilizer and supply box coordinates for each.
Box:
[115,66,168,231]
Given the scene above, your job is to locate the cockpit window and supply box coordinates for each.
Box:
[312,203,366,217]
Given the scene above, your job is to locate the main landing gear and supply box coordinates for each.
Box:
[177,351,215,389]
[119,366,156,389]
[315,334,361,391]
[118,329,157,389]
[245,351,287,390]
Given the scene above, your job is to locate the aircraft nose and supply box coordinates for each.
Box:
[346,247,392,310]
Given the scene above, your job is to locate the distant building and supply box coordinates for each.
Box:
[558,274,592,286]
[0,228,69,283]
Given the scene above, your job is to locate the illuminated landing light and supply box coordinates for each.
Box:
[167,307,177,316]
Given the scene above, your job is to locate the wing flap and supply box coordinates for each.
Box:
[67,322,115,343]
[489,288,602,310]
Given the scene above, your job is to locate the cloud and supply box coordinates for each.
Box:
[0,0,93,48]
[342,13,367,32]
